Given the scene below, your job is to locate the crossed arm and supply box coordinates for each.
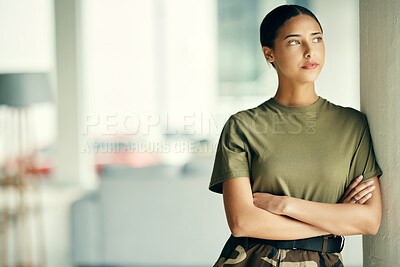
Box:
[223,175,382,240]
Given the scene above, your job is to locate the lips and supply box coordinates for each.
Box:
[302,62,319,69]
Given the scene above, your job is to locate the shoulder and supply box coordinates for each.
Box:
[229,103,267,128]
[324,99,367,128]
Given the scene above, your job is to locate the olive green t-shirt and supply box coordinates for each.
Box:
[209,96,383,204]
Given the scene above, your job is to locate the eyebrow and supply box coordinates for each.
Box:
[283,32,322,40]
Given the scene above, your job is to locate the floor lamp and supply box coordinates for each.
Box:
[0,73,52,267]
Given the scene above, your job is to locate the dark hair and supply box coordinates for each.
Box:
[260,5,323,69]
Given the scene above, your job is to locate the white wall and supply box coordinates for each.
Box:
[360,1,400,266]
[312,0,360,109]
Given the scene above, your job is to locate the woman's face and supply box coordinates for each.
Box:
[263,14,325,84]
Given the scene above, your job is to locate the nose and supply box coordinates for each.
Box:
[304,42,312,58]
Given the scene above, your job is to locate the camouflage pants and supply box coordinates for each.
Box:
[213,235,344,267]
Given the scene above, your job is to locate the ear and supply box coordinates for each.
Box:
[262,46,275,63]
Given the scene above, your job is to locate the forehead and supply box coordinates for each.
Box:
[277,14,321,37]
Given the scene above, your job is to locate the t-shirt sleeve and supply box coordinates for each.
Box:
[348,113,383,183]
[208,115,251,194]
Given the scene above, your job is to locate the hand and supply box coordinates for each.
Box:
[252,192,286,215]
[339,175,376,204]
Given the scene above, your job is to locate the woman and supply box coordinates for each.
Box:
[209,4,383,267]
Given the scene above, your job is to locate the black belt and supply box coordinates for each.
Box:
[245,234,345,253]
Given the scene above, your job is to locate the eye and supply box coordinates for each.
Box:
[288,39,300,46]
[312,37,323,43]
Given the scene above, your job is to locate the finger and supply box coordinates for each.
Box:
[343,195,358,204]
[356,192,373,204]
[358,178,375,187]
[341,195,358,204]
[351,184,376,203]
[342,175,363,200]
[345,178,375,201]
[341,175,363,201]
[340,192,360,204]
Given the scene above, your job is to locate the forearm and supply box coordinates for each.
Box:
[235,205,332,240]
[282,196,373,236]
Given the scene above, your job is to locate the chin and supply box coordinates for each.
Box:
[298,73,320,83]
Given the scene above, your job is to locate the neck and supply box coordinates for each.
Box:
[273,81,318,107]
